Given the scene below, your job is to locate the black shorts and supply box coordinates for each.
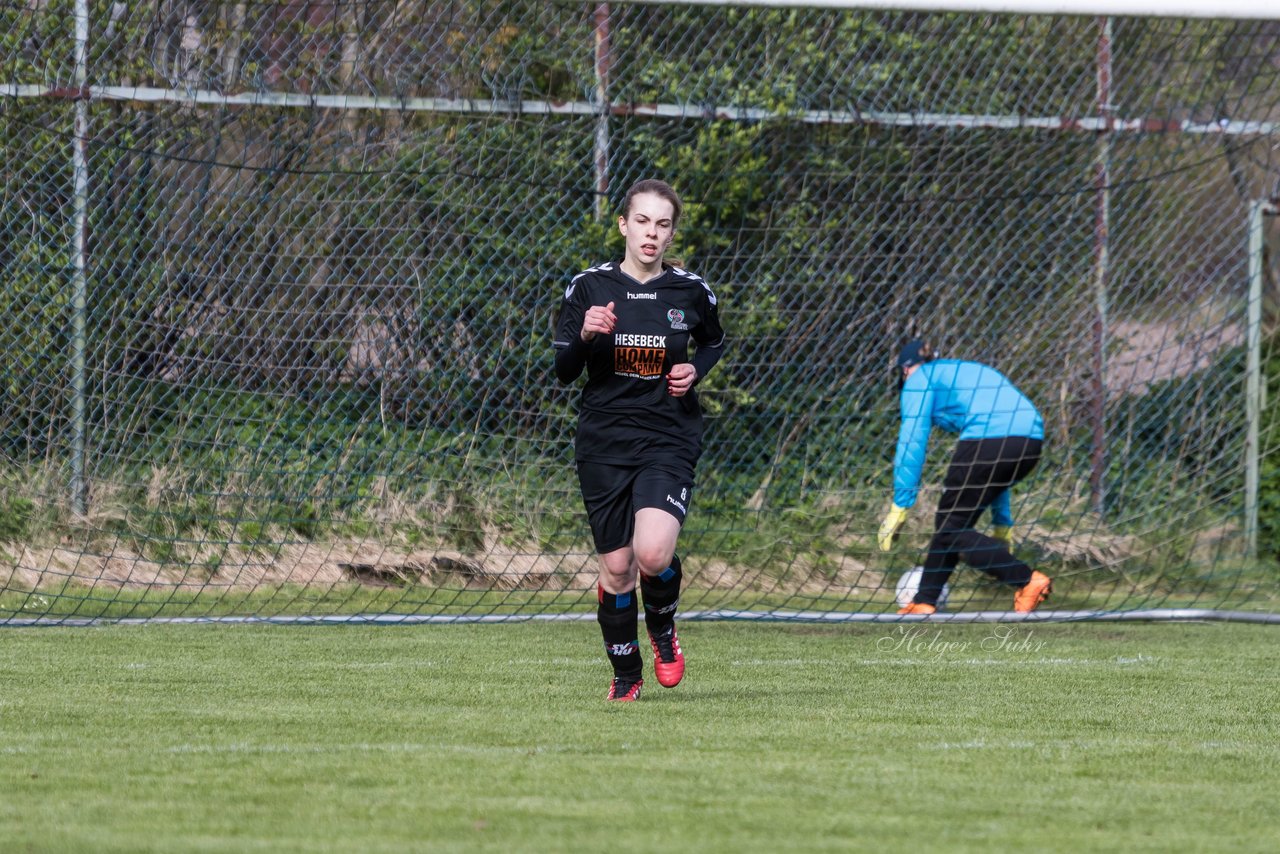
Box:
[576,460,695,553]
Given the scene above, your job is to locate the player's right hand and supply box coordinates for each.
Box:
[580,301,616,342]
[878,504,909,551]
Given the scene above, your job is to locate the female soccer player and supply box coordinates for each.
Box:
[554,179,725,701]
[879,339,1052,615]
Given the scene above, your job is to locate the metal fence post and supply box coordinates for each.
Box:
[1245,199,1278,559]
[69,0,91,517]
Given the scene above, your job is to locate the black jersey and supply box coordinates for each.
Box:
[553,261,725,465]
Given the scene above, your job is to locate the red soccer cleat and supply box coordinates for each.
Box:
[647,624,685,688]
[606,676,643,702]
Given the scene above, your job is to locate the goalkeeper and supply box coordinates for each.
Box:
[880,339,1051,615]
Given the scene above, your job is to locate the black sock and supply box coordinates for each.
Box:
[640,553,683,636]
[597,585,641,680]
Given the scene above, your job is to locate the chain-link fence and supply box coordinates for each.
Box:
[1,1,1278,624]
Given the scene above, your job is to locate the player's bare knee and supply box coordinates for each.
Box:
[633,547,673,579]
[599,565,637,592]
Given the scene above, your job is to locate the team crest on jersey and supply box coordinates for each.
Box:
[667,308,689,331]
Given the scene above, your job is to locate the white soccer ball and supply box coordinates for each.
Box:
[895,566,950,610]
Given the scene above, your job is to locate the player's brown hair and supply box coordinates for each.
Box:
[621,178,683,228]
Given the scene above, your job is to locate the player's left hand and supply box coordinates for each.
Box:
[666,363,698,397]
[878,504,909,551]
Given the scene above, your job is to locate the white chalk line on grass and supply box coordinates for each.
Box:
[333,660,444,669]
[106,656,1162,672]
[728,657,1159,667]
[490,657,1162,671]
[1,742,571,757]
[486,660,1162,670]
[931,739,1272,752]
[163,741,575,757]
[114,656,1155,671]
[5,738,1264,758]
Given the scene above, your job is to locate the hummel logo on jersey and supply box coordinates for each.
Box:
[627,291,657,300]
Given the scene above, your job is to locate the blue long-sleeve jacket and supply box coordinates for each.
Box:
[894,360,1044,521]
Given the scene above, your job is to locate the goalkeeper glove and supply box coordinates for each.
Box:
[878,504,909,552]
[992,525,1013,545]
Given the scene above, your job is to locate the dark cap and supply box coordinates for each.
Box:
[896,339,930,369]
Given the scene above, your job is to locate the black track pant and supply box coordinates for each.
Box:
[916,436,1043,606]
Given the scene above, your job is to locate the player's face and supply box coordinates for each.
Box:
[618,193,675,268]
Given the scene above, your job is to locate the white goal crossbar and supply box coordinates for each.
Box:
[624,0,1280,22]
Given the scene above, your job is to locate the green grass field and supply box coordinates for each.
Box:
[2,621,1277,852]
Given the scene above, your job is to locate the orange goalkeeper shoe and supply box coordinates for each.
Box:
[1014,571,1053,613]
[897,602,937,616]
